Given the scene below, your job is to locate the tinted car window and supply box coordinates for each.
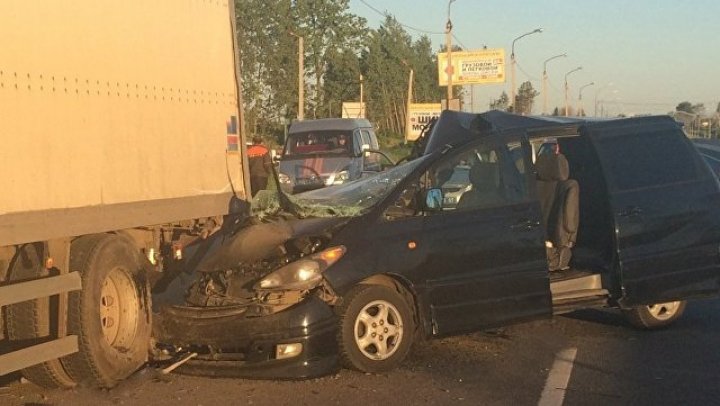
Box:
[361,130,379,150]
[429,141,527,211]
[284,130,353,156]
[596,130,698,191]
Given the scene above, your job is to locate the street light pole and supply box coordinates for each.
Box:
[564,66,582,117]
[542,53,566,115]
[578,82,594,117]
[511,28,543,112]
[445,0,456,109]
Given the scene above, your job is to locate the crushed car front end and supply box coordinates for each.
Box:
[154,292,340,379]
[151,216,351,378]
[151,158,426,378]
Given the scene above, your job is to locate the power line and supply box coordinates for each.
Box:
[359,0,445,35]
[359,0,472,51]
[452,34,467,50]
[547,79,564,95]
[515,61,540,83]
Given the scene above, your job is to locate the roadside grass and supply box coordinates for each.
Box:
[379,132,414,162]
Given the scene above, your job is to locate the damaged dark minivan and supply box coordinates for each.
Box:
[152,110,720,379]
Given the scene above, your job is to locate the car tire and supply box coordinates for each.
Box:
[336,284,415,373]
[61,234,151,388]
[623,300,687,329]
[5,243,77,389]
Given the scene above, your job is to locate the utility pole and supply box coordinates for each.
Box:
[542,53,566,115]
[289,32,305,121]
[445,0,455,108]
[298,36,304,120]
[405,69,414,141]
[470,85,474,113]
[359,74,364,117]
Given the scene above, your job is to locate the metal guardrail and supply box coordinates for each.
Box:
[0,272,82,376]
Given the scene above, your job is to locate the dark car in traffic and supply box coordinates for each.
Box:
[153,110,720,379]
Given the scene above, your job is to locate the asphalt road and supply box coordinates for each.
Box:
[2,298,719,406]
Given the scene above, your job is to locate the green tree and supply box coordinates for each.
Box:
[410,36,443,103]
[360,18,444,137]
[489,92,510,111]
[676,101,705,115]
[322,49,362,117]
[362,16,415,135]
[294,0,367,118]
[676,101,694,113]
[236,0,296,138]
[514,81,539,115]
[233,1,447,141]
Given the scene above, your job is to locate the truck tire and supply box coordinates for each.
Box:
[61,234,151,388]
[623,300,687,329]
[336,284,415,373]
[5,243,77,389]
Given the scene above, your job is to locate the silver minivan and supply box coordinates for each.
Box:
[278,118,383,194]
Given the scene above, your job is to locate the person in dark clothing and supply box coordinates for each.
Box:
[247,136,272,197]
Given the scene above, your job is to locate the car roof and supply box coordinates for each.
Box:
[288,118,373,133]
[423,110,680,155]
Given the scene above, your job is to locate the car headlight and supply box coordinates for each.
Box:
[278,172,291,184]
[255,246,346,291]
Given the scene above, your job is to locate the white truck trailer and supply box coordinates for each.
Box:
[0,0,247,388]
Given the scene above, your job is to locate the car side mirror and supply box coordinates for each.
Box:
[425,188,443,211]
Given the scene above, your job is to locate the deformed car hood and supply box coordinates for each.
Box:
[192,216,349,273]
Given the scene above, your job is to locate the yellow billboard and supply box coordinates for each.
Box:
[406,103,442,141]
[437,49,506,86]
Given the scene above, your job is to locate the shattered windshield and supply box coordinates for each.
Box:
[253,156,428,218]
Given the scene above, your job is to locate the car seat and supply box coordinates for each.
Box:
[457,162,504,209]
[535,153,579,271]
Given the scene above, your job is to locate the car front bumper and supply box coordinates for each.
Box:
[153,295,339,379]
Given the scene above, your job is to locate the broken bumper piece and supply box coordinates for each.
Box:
[154,295,339,379]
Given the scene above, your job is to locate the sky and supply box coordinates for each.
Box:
[348,0,720,116]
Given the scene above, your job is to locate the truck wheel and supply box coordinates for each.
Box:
[61,234,151,388]
[336,284,415,373]
[5,243,77,389]
[623,300,687,329]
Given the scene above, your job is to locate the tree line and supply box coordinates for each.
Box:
[235,0,446,141]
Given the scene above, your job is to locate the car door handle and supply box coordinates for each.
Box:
[618,206,643,217]
[510,219,541,231]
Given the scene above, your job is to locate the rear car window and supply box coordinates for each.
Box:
[596,130,698,191]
